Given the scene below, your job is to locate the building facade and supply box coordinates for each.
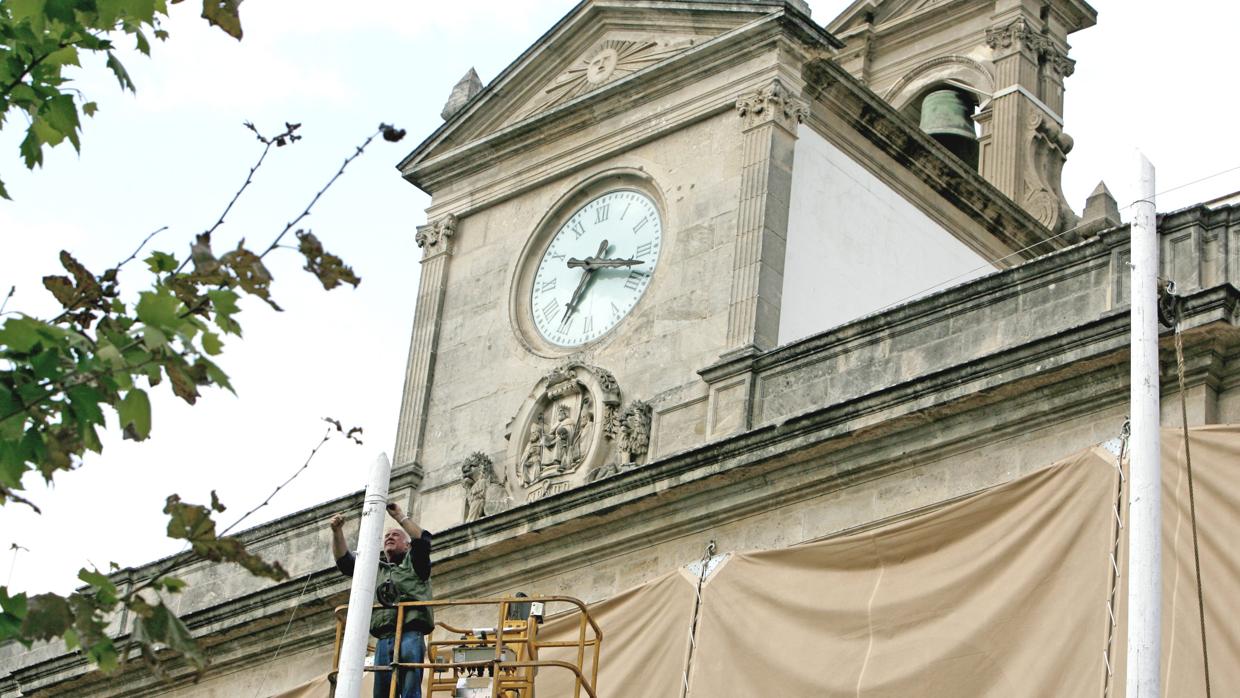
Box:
[5,0,1240,695]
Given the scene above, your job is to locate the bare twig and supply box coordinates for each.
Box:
[125,421,357,599]
[112,226,169,273]
[219,419,337,537]
[204,123,299,240]
[260,126,385,259]
[0,286,13,315]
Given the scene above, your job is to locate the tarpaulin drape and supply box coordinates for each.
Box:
[275,426,1240,697]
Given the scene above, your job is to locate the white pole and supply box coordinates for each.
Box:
[336,453,393,698]
[1126,153,1160,698]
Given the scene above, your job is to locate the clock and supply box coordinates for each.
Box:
[528,189,662,347]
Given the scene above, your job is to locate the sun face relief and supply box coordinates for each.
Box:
[530,190,662,347]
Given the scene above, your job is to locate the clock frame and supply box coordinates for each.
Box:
[510,171,667,356]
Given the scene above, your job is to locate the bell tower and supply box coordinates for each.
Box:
[828,0,1097,235]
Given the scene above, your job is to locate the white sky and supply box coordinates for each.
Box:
[1,0,1237,595]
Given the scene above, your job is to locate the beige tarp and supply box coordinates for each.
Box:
[537,568,697,698]
[1110,425,1240,696]
[276,426,1239,697]
[689,447,1117,697]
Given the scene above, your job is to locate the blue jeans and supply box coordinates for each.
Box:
[374,631,425,698]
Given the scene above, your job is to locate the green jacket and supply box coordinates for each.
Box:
[337,530,434,637]
[370,550,434,637]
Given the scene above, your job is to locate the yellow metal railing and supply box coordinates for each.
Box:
[331,596,602,698]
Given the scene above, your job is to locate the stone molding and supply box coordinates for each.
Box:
[414,213,458,257]
[735,78,808,133]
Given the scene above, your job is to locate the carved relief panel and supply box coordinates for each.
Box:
[503,362,652,503]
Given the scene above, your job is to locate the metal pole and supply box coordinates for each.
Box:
[1126,152,1160,698]
[336,453,393,698]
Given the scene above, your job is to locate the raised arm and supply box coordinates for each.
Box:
[386,501,423,539]
[329,513,350,561]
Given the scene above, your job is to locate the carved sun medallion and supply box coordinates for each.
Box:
[525,39,684,116]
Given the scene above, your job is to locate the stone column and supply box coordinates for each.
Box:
[393,214,457,471]
[725,78,806,356]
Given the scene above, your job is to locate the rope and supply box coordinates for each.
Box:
[1171,298,1212,697]
[251,570,319,698]
[1101,420,1129,698]
[680,540,717,698]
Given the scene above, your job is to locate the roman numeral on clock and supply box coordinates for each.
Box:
[540,279,557,292]
[570,220,586,239]
[623,270,645,291]
[595,204,609,224]
[542,299,558,321]
[635,242,653,259]
[583,316,593,334]
[632,217,648,234]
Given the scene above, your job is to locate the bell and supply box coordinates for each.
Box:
[919,88,979,168]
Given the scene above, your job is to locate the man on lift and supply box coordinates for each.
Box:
[330,501,433,698]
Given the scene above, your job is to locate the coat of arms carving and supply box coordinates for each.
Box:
[504,362,650,502]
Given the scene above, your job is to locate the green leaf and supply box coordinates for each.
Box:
[42,95,81,151]
[77,569,119,607]
[157,576,186,593]
[200,0,243,39]
[145,251,177,273]
[8,0,47,23]
[135,289,181,330]
[19,129,43,169]
[130,599,208,675]
[104,51,135,92]
[0,317,46,353]
[118,389,151,440]
[200,330,222,356]
[19,593,72,642]
[82,102,99,117]
[0,586,27,642]
[43,47,80,68]
[207,288,241,336]
[141,325,167,350]
[163,494,288,581]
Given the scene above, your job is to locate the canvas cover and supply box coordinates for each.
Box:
[278,426,1239,697]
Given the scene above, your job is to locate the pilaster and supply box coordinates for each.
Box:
[725,78,805,355]
[983,15,1078,234]
[393,214,457,471]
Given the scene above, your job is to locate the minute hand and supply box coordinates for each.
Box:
[567,257,644,270]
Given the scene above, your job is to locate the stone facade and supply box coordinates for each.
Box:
[6,2,1240,696]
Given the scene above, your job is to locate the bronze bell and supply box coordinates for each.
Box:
[919,88,979,168]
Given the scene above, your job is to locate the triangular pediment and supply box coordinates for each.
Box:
[505,34,697,126]
[401,0,813,176]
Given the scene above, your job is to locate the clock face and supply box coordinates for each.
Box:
[530,190,662,347]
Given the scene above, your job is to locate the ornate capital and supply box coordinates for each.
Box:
[735,79,808,132]
[986,18,1073,76]
[415,213,457,257]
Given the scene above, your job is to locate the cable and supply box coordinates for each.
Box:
[251,570,319,698]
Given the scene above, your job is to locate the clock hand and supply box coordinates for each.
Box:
[561,239,609,323]
[567,257,644,269]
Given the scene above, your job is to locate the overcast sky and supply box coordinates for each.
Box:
[1,0,1237,595]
